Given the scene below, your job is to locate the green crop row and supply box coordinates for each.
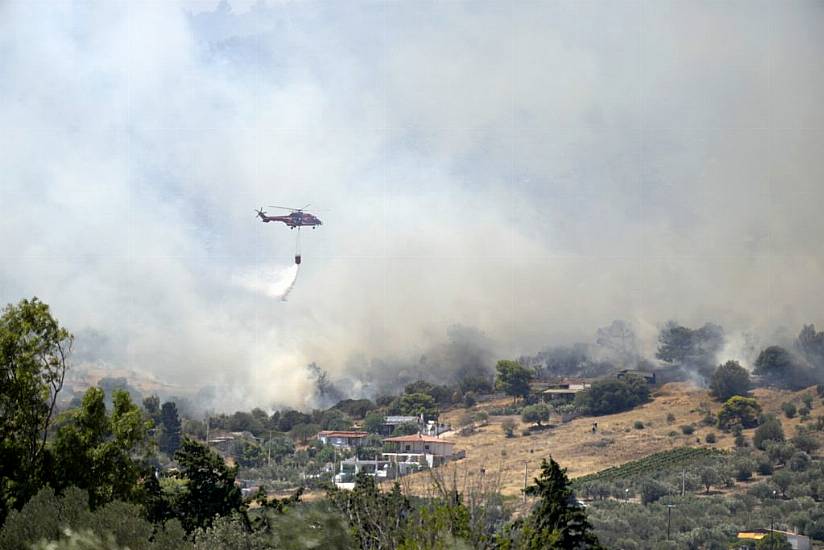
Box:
[572,447,725,486]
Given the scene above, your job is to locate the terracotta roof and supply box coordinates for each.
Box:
[384,434,454,444]
[317,431,368,438]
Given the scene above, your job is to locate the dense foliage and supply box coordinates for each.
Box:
[574,375,650,416]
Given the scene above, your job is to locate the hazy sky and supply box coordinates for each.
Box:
[2,1,823,409]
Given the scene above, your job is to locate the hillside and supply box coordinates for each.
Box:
[393,382,818,498]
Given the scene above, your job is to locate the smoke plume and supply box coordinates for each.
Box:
[1,1,824,411]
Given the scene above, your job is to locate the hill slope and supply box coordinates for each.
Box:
[396,382,816,498]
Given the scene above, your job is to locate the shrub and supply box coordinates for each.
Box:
[668,431,678,437]
[757,459,773,475]
[735,432,748,448]
[521,428,532,437]
[463,392,477,408]
[782,402,797,419]
[800,406,811,420]
[473,410,489,425]
[803,394,814,409]
[681,424,695,435]
[633,420,645,430]
[705,432,717,444]
[666,413,676,424]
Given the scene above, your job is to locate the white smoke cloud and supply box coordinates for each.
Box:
[1,0,824,410]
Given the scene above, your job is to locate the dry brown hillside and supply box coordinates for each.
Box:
[392,383,819,498]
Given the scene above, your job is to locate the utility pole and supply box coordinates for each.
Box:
[205,413,210,445]
[267,429,272,467]
[523,461,529,504]
[666,503,676,541]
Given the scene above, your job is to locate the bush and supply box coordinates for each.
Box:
[803,394,814,409]
[705,432,717,444]
[473,411,489,425]
[681,424,695,435]
[782,402,797,419]
[633,420,645,430]
[666,413,676,424]
[521,428,532,437]
[757,459,773,475]
[800,406,811,420]
[463,392,477,408]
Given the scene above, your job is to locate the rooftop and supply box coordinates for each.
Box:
[385,434,454,444]
[317,431,369,438]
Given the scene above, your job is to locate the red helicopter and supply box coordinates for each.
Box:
[255,204,323,229]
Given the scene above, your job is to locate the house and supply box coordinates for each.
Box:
[541,379,592,404]
[616,369,656,385]
[736,529,810,550]
[382,433,456,468]
[317,430,369,448]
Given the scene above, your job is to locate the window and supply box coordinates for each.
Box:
[424,445,430,451]
[404,445,411,452]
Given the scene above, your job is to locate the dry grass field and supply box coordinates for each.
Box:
[389,383,819,499]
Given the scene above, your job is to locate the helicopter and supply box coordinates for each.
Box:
[255,204,323,229]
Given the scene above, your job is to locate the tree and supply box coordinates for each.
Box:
[782,402,797,419]
[388,393,438,420]
[717,396,762,430]
[772,470,793,498]
[574,375,650,416]
[362,411,385,434]
[159,401,182,456]
[709,360,751,401]
[494,360,534,403]
[754,346,813,390]
[700,467,720,494]
[753,416,785,450]
[142,395,161,427]
[521,404,551,427]
[656,322,724,378]
[792,430,821,454]
[289,423,321,444]
[756,531,792,550]
[51,387,151,510]
[0,298,73,520]
[327,473,410,550]
[797,324,824,370]
[501,419,517,438]
[521,457,602,549]
[174,438,244,532]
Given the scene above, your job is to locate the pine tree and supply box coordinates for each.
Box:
[521,457,602,549]
[158,401,181,456]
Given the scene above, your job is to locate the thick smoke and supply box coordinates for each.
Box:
[2,1,824,411]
